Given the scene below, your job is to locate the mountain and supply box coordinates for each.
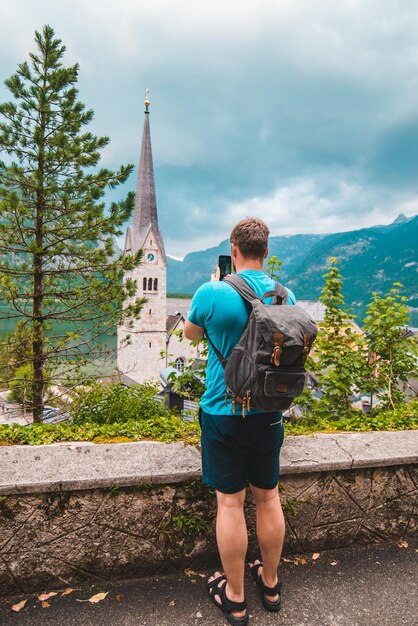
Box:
[286,215,418,321]
[167,234,325,294]
[167,216,418,325]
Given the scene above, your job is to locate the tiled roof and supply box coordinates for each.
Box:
[166,313,183,332]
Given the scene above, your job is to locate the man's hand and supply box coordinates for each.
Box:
[211,266,220,281]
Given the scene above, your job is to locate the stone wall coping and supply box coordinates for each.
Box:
[0,430,416,495]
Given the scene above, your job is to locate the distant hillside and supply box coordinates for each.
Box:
[167,234,325,294]
[286,215,418,322]
[167,215,418,325]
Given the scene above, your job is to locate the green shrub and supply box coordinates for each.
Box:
[9,363,34,406]
[0,414,200,447]
[285,399,418,436]
[71,381,173,425]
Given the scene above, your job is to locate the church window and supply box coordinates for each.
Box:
[148,277,153,290]
[143,277,147,291]
[149,308,152,315]
[149,342,152,348]
[150,239,153,245]
[175,357,186,373]
[154,278,158,291]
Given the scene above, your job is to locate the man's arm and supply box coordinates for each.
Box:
[184,267,219,341]
[184,319,204,341]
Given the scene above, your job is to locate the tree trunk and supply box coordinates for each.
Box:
[32,105,46,423]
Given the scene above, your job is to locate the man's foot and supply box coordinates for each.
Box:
[249,560,282,612]
[207,572,248,625]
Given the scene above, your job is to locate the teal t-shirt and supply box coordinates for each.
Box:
[188,270,296,415]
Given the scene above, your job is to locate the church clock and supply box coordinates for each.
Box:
[144,250,158,264]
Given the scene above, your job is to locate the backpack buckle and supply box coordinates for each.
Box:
[270,346,282,366]
[271,332,284,366]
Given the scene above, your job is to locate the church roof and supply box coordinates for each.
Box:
[130,106,166,261]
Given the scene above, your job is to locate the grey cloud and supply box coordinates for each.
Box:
[1,1,418,257]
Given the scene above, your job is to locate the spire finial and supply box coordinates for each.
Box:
[144,87,150,113]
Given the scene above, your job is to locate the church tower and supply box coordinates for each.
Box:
[117,92,167,384]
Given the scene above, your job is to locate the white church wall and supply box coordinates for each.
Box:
[166,320,200,371]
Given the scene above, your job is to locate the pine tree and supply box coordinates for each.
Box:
[362,283,418,409]
[0,26,144,422]
[312,257,366,418]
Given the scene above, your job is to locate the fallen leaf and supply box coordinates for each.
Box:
[41,601,50,609]
[88,592,108,604]
[312,553,320,560]
[293,559,299,566]
[282,558,293,563]
[116,594,123,602]
[38,592,57,602]
[184,568,197,577]
[330,560,338,566]
[190,579,197,584]
[61,588,74,597]
[198,573,206,578]
[11,599,27,612]
[196,611,203,618]
[398,540,408,548]
[168,600,175,606]
[300,558,308,566]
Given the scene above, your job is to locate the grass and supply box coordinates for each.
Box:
[0,400,416,447]
[0,415,200,447]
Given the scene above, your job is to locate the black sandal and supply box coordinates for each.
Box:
[250,561,282,612]
[207,574,248,626]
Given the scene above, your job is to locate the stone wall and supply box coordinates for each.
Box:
[0,432,416,595]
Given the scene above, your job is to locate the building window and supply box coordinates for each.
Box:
[143,277,147,291]
[153,278,158,291]
[150,239,153,245]
[149,308,152,315]
[149,342,152,348]
[175,357,186,373]
[148,277,153,290]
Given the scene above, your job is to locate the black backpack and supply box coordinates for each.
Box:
[206,274,318,417]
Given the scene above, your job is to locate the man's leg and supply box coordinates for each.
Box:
[208,488,247,618]
[250,484,285,602]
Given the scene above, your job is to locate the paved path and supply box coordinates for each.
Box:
[0,542,416,626]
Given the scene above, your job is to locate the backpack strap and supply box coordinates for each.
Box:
[261,282,288,305]
[223,274,261,303]
[224,274,288,305]
[204,332,227,369]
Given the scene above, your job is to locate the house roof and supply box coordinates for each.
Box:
[166,313,183,332]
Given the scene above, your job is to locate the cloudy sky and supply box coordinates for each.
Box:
[1,0,418,257]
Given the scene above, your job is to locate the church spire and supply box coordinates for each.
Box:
[130,89,166,260]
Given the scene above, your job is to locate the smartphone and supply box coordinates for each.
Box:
[218,255,232,281]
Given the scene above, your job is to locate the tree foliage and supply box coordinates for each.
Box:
[266,255,282,281]
[362,283,418,409]
[0,26,144,421]
[310,257,367,418]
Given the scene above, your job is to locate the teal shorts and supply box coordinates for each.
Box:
[199,409,285,494]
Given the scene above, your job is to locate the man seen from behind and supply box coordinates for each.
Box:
[184,217,296,625]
